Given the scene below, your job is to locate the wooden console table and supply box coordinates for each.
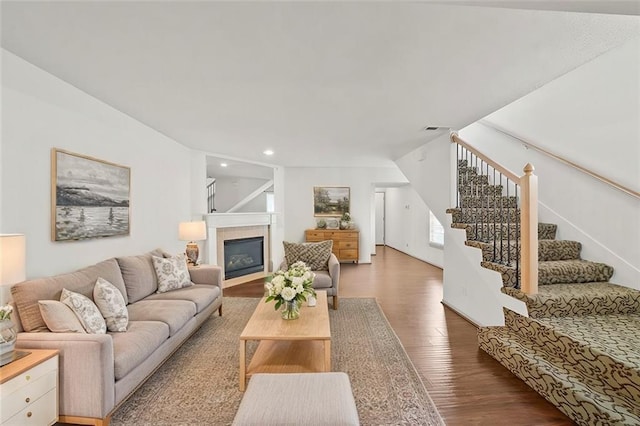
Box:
[305,229,359,263]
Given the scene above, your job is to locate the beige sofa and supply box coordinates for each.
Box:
[10,249,223,426]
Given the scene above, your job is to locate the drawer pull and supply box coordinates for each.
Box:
[25,397,31,403]
[27,412,33,418]
[26,375,31,381]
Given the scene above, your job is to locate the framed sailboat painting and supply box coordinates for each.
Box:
[51,148,130,241]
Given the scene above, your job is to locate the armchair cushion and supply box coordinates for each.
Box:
[312,271,333,289]
[283,240,333,271]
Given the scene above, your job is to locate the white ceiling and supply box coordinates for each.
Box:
[2,1,639,174]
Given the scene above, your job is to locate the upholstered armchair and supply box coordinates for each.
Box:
[281,241,341,310]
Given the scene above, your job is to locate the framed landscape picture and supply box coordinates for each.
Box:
[52,149,130,241]
[314,186,350,217]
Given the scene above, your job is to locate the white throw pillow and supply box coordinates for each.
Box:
[152,254,193,293]
[38,300,86,333]
[60,288,107,334]
[93,277,129,332]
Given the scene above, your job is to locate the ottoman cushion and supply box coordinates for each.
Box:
[233,372,359,426]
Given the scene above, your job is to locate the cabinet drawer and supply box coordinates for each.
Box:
[339,249,358,260]
[305,231,327,240]
[332,232,358,240]
[1,357,57,396]
[338,241,357,249]
[3,388,57,426]
[1,370,57,422]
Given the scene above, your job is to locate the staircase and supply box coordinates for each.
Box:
[448,159,640,425]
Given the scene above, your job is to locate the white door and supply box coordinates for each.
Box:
[375,192,385,245]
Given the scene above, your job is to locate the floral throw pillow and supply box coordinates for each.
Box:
[152,254,193,293]
[93,277,129,332]
[60,288,107,334]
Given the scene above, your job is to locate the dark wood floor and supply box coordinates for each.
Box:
[224,246,574,425]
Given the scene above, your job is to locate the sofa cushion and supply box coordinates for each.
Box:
[283,240,333,271]
[116,250,163,303]
[152,255,193,293]
[311,271,333,289]
[94,277,129,332]
[11,258,126,332]
[144,284,221,313]
[127,300,196,336]
[38,300,86,333]
[61,288,107,334]
[111,320,170,380]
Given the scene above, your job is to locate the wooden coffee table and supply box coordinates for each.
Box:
[239,290,331,391]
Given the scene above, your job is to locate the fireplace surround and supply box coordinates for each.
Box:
[204,213,276,288]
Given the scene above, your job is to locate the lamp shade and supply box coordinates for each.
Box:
[178,221,207,241]
[0,234,26,305]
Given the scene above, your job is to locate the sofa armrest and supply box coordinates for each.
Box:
[189,264,223,290]
[328,253,340,291]
[16,332,115,419]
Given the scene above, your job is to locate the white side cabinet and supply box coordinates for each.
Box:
[0,349,59,426]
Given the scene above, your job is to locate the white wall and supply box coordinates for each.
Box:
[282,166,408,264]
[482,37,640,192]
[214,176,270,212]
[458,38,640,289]
[1,50,192,279]
[394,133,455,226]
[395,133,528,326]
[190,150,208,217]
[384,186,444,268]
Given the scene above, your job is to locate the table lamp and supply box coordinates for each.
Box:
[0,234,26,305]
[178,221,207,266]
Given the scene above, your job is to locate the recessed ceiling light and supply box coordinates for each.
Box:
[263,150,274,156]
[220,163,228,167]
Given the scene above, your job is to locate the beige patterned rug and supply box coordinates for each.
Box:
[111,297,445,425]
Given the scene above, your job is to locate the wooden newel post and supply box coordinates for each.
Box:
[520,163,538,295]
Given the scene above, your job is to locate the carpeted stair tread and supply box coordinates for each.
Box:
[478,326,640,425]
[538,240,582,261]
[460,195,517,208]
[452,222,557,242]
[447,207,519,224]
[502,283,640,318]
[482,259,614,287]
[536,313,640,369]
[458,185,504,196]
[539,260,614,285]
[466,239,582,263]
[502,309,640,415]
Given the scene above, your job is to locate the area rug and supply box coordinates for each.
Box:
[111,297,445,425]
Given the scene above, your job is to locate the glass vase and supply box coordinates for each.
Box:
[0,319,17,357]
[281,299,300,320]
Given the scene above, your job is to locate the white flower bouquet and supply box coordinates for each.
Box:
[0,304,13,321]
[265,261,316,316]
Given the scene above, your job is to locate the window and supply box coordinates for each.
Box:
[266,192,275,213]
[429,211,444,247]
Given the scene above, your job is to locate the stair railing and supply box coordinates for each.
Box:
[451,133,538,295]
[207,179,216,213]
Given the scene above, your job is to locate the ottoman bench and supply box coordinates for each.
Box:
[232,372,360,425]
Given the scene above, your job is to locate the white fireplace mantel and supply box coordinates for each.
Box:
[205,212,276,230]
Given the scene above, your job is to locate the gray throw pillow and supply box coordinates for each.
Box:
[38,300,86,333]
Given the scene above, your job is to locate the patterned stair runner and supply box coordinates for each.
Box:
[478,309,640,425]
[449,158,640,423]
